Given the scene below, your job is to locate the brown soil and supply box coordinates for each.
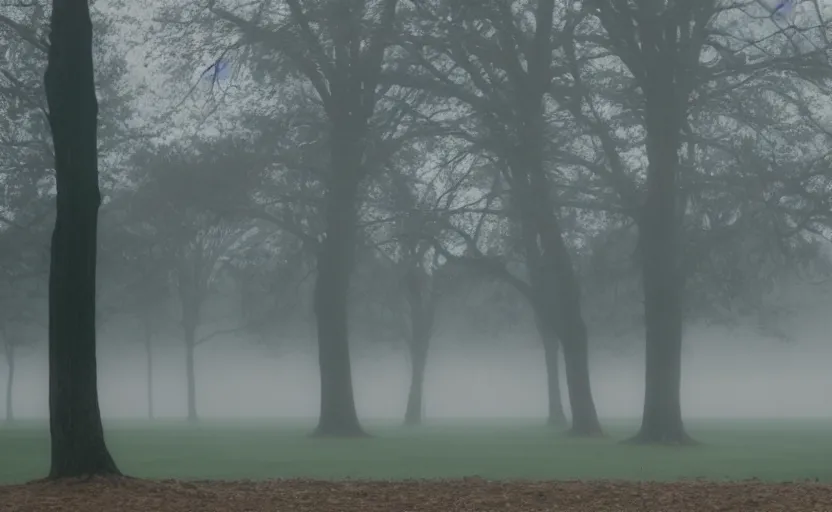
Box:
[1,477,831,511]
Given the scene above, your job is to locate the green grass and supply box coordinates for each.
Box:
[1,418,831,484]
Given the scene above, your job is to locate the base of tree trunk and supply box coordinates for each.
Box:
[46,458,122,481]
[622,429,698,446]
[403,417,423,427]
[37,473,133,485]
[546,413,568,428]
[310,423,370,438]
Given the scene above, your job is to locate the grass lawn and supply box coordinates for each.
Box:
[1,418,830,484]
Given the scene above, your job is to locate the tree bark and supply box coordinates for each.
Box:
[312,122,366,438]
[4,340,14,423]
[44,0,120,478]
[533,315,566,427]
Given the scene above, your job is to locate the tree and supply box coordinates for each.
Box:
[362,219,442,426]
[0,190,51,425]
[587,0,832,444]
[96,202,175,420]
[396,236,439,426]
[128,140,256,421]
[0,271,46,423]
[388,0,602,435]
[208,0,401,437]
[129,247,173,421]
[430,210,569,427]
[43,0,119,478]
[228,226,315,352]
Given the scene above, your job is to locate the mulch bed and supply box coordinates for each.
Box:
[1,477,831,511]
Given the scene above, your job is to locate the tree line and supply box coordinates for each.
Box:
[0,0,831,478]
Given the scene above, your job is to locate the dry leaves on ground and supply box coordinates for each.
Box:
[1,477,831,512]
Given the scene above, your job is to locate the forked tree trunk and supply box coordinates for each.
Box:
[537,233,601,437]
[509,54,602,437]
[312,123,365,438]
[44,0,119,478]
[514,173,602,437]
[559,318,602,436]
[4,341,14,423]
[534,316,566,427]
[533,287,602,437]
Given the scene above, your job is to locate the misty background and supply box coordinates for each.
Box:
[7,283,832,420]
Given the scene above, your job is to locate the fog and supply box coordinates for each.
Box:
[7,317,832,421]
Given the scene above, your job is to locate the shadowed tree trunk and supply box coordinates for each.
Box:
[44,0,119,478]
[3,337,14,423]
[533,315,567,427]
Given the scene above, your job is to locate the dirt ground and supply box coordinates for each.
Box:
[1,477,831,511]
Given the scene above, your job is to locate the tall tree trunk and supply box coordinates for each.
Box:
[312,124,365,438]
[143,319,154,420]
[533,315,566,427]
[4,341,14,423]
[183,321,197,422]
[44,0,119,478]
[629,85,690,445]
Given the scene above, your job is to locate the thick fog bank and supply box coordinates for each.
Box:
[4,322,831,421]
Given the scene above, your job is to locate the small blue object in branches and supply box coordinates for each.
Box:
[215,59,231,80]
[202,57,231,83]
[772,0,794,20]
